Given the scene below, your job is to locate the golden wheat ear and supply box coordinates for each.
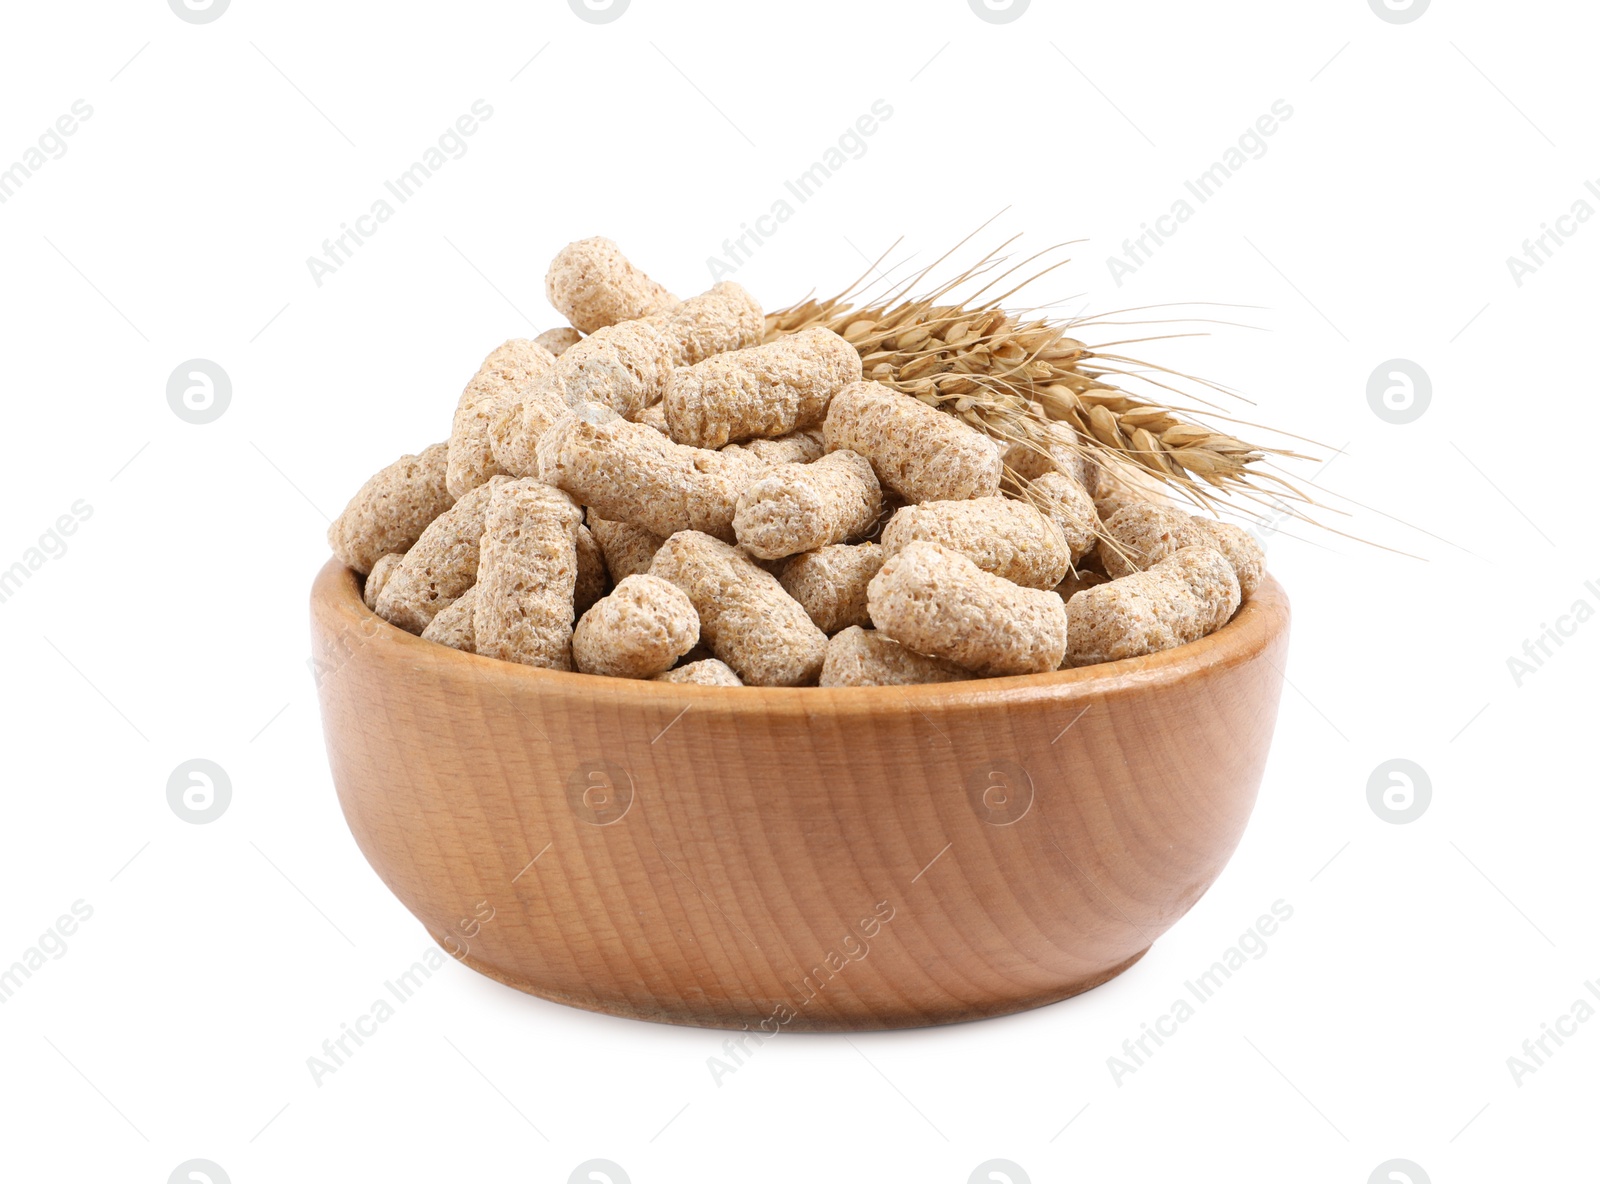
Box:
[764,232,1326,534]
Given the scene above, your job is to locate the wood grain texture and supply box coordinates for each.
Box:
[311,558,1290,1031]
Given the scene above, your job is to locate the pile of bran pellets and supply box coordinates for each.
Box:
[327,238,1265,688]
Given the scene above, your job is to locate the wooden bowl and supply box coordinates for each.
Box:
[311,559,1289,1031]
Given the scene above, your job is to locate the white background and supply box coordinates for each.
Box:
[2,1,1595,1181]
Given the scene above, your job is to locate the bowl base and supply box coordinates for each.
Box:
[437,934,1153,1032]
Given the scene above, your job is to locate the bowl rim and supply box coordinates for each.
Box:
[313,558,1288,715]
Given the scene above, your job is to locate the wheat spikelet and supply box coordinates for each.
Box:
[765,237,1316,527]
